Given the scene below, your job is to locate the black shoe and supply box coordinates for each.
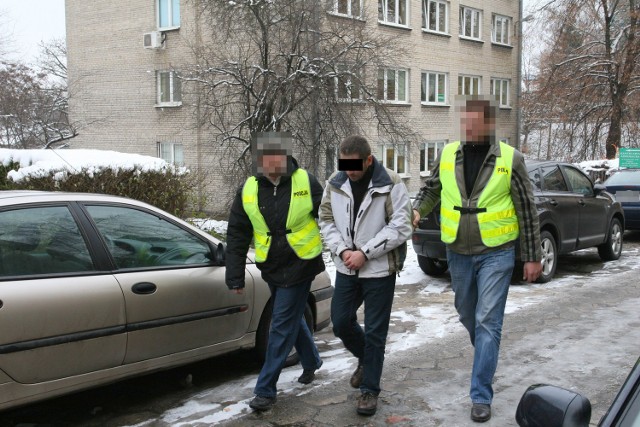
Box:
[471,403,491,422]
[350,364,363,388]
[298,368,316,384]
[356,392,378,416]
[249,395,276,411]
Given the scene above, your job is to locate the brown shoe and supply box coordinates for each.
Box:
[356,392,377,415]
[350,364,363,388]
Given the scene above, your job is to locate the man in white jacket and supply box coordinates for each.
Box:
[319,135,412,416]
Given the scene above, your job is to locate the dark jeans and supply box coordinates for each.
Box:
[253,280,322,398]
[331,271,396,395]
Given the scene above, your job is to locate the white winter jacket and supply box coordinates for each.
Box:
[319,157,413,278]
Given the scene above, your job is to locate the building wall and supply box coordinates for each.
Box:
[66,0,521,215]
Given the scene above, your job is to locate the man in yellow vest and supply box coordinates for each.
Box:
[225,132,325,412]
[412,96,543,423]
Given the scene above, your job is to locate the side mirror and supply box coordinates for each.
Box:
[211,242,226,266]
[594,183,606,195]
[515,384,591,427]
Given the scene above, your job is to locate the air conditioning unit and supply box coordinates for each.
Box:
[143,31,164,49]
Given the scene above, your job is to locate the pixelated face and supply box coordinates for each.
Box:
[339,152,372,182]
[455,96,496,143]
[252,132,293,178]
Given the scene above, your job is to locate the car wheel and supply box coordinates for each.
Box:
[537,230,557,283]
[597,218,623,261]
[255,299,314,367]
[417,255,448,276]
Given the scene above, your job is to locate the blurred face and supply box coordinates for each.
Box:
[340,152,372,182]
[461,107,493,143]
[258,152,288,178]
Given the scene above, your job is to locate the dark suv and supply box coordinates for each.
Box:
[412,160,625,283]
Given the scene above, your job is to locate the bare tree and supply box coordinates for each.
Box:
[184,0,417,180]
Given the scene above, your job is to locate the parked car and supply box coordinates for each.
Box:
[412,160,625,283]
[603,169,640,231]
[0,191,333,411]
[515,356,640,426]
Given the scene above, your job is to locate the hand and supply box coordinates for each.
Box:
[342,250,366,271]
[522,261,543,283]
[412,209,421,228]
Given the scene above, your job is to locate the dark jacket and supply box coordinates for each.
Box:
[225,158,325,289]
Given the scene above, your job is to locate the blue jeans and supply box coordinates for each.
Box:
[331,272,396,395]
[254,280,322,398]
[447,247,515,405]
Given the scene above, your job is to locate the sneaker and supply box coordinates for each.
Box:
[249,395,276,411]
[297,368,316,384]
[470,403,491,422]
[356,392,378,416]
[350,363,363,388]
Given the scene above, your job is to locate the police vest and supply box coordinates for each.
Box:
[242,169,322,263]
[439,141,519,247]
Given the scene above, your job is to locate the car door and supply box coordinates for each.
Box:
[0,205,126,384]
[82,204,254,364]
[538,164,580,252]
[562,165,608,248]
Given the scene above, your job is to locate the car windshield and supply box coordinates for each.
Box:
[605,170,640,185]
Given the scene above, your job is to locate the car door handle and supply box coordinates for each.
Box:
[549,199,558,206]
[578,200,585,206]
[131,282,157,295]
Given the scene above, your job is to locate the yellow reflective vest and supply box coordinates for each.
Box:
[439,141,519,247]
[242,169,322,263]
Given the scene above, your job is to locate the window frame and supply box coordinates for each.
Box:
[459,5,482,40]
[333,65,363,102]
[378,0,410,27]
[422,0,449,34]
[421,71,448,105]
[377,67,409,103]
[156,70,182,107]
[458,74,482,95]
[380,143,409,175]
[331,0,364,19]
[157,141,185,166]
[420,141,447,175]
[491,78,511,108]
[157,0,181,31]
[492,14,511,45]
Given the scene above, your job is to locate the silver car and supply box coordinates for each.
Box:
[0,191,333,410]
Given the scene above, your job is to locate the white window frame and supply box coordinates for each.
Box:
[492,14,511,45]
[459,6,481,40]
[420,141,446,174]
[378,0,409,27]
[157,142,184,166]
[458,74,481,95]
[491,78,510,107]
[377,68,409,103]
[421,71,448,105]
[156,70,182,107]
[334,65,363,102]
[331,0,363,18]
[422,0,448,34]
[157,0,180,30]
[380,144,409,175]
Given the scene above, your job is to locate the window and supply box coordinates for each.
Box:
[0,207,94,277]
[458,75,481,95]
[421,71,448,104]
[157,70,182,106]
[332,0,362,18]
[377,68,408,102]
[564,166,594,196]
[158,142,184,166]
[378,0,409,26]
[541,165,568,192]
[86,205,212,269]
[420,141,446,173]
[491,78,510,107]
[158,0,180,29]
[422,0,448,33]
[492,14,511,45]
[381,144,408,174]
[459,6,481,39]
[333,65,362,101]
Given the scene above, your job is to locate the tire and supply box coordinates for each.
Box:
[597,217,623,261]
[417,255,448,276]
[255,300,314,367]
[537,230,557,283]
